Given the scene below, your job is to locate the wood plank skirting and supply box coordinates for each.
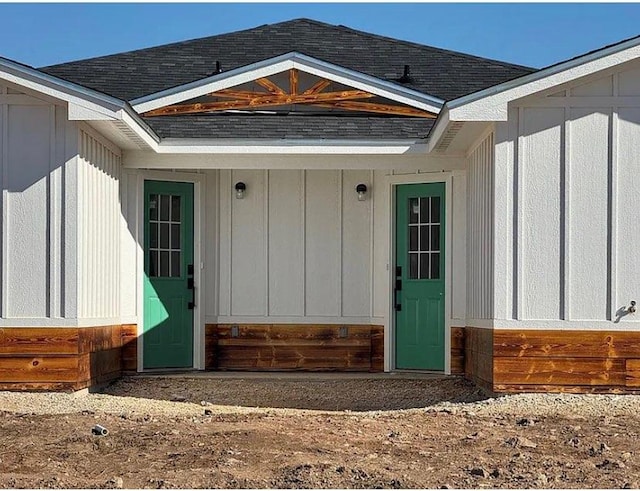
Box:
[454,327,640,394]
[0,325,137,391]
[205,324,384,372]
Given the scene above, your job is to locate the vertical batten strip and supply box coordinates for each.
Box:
[48,105,58,318]
[0,99,6,317]
[338,170,344,317]
[562,107,571,320]
[369,169,375,319]
[515,107,524,320]
[300,169,306,317]
[264,169,269,316]
[609,104,619,321]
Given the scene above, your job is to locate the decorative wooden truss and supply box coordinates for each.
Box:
[143,69,436,118]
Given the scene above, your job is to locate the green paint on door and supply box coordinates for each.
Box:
[143,180,194,369]
[395,183,445,370]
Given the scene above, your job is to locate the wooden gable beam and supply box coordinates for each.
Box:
[311,101,436,118]
[256,77,286,95]
[302,79,331,95]
[290,69,298,95]
[144,90,375,116]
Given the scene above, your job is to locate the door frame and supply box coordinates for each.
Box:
[135,170,205,372]
[386,173,454,374]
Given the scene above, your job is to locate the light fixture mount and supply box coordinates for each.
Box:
[235,181,246,199]
[356,183,368,201]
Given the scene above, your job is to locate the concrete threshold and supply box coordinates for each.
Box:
[129,370,452,381]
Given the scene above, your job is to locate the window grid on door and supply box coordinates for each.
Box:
[148,194,182,278]
[408,196,441,280]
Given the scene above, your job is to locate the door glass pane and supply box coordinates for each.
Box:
[420,226,429,252]
[431,253,440,279]
[160,195,170,221]
[159,223,170,249]
[420,197,429,223]
[171,196,181,222]
[409,198,419,224]
[171,251,181,277]
[419,253,429,279]
[409,253,418,279]
[149,250,158,277]
[149,223,158,249]
[431,196,440,223]
[409,226,418,251]
[160,251,170,277]
[171,224,181,249]
[431,224,440,251]
[149,194,158,220]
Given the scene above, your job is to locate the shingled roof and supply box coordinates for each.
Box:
[40,18,536,140]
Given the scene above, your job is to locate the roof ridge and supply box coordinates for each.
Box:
[39,20,286,69]
[326,21,537,72]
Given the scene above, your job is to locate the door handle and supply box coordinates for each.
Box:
[394,267,402,311]
[187,277,196,310]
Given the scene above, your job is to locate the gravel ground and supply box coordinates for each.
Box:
[3,375,640,417]
[1,375,640,488]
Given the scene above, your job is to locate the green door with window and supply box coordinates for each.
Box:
[143,180,195,369]
[395,183,445,370]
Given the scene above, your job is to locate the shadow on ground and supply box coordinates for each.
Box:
[101,375,491,411]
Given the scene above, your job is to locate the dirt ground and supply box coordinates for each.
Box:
[1,374,640,489]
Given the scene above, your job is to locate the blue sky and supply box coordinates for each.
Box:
[0,3,639,69]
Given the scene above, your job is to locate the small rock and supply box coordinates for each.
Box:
[505,436,537,449]
[623,482,637,489]
[516,417,534,426]
[469,467,489,478]
[590,443,611,456]
[490,469,500,478]
[535,474,548,486]
[204,409,213,416]
[465,432,480,440]
[106,477,123,489]
[567,437,580,447]
[200,400,211,406]
[621,452,632,461]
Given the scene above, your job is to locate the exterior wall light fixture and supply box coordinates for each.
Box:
[235,181,246,199]
[356,183,368,201]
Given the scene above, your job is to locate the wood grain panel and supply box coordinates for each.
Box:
[0,325,131,390]
[211,324,380,371]
[121,324,138,372]
[0,356,79,383]
[0,328,79,354]
[494,357,626,386]
[494,330,640,359]
[625,359,640,387]
[370,325,384,372]
[450,327,465,375]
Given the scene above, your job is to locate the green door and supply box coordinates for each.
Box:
[395,183,445,370]
[143,180,194,369]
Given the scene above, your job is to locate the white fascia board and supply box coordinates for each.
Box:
[156,138,428,155]
[448,37,640,121]
[131,52,444,114]
[0,57,123,118]
[426,107,450,153]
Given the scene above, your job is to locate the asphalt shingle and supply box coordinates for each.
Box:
[39,19,536,140]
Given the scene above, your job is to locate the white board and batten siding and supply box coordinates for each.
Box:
[466,132,494,325]
[0,83,80,326]
[77,126,121,323]
[494,60,640,328]
[217,169,373,323]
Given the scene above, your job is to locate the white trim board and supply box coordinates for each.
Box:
[131,52,444,115]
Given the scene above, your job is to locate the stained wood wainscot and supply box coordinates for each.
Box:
[0,325,137,391]
[493,329,640,394]
[205,324,384,372]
